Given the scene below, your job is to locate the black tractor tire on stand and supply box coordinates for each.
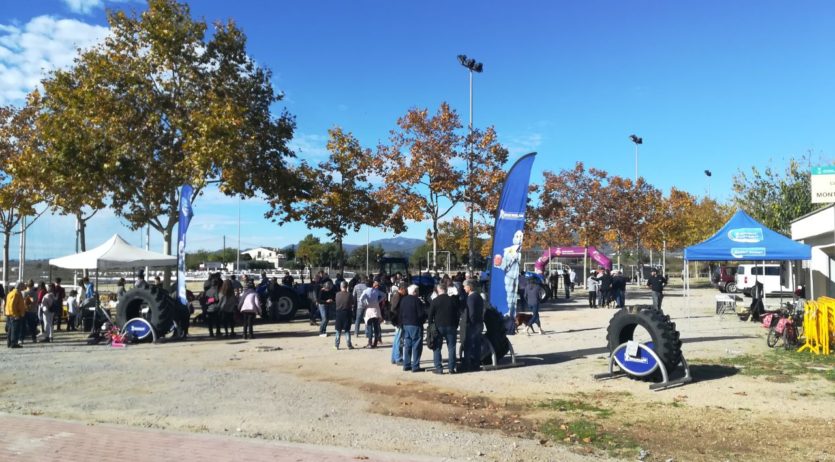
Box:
[117,287,189,341]
[606,308,682,378]
[481,307,510,364]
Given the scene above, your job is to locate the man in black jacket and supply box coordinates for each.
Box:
[598,270,613,308]
[646,268,667,310]
[462,280,484,372]
[399,285,426,373]
[429,283,459,374]
[389,284,406,365]
[611,271,627,308]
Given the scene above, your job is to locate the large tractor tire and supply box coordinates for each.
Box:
[116,287,189,340]
[270,286,300,322]
[481,307,510,364]
[606,308,682,375]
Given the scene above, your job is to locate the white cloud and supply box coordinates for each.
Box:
[506,132,544,156]
[62,0,104,14]
[289,133,329,161]
[0,15,108,105]
[62,0,139,15]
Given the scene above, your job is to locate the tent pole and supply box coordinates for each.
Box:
[92,263,99,334]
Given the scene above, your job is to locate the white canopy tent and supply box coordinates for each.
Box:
[49,234,176,334]
[49,234,176,269]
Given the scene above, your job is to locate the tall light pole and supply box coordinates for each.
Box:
[629,134,643,278]
[704,169,712,199]
[458,54,483,275]
[629,134,643,183]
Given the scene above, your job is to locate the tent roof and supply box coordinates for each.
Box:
[684,210,811,261]
[49,234,177,270]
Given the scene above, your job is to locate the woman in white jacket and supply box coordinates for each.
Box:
[39,283,57,342]
[586,272,599,308]
[237,280,261,339]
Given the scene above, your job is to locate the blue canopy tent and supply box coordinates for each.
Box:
[683,210,812,296]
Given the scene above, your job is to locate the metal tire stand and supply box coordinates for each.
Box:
[452,335,524,371]
[593,341,692,391]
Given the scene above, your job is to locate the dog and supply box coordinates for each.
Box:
[515,312,538,335]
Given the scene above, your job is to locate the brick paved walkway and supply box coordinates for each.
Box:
[0,414,438,462]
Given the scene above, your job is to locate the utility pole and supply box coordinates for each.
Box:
[365,227,370,276]
[145,224,150,281]
[237,197,241,274]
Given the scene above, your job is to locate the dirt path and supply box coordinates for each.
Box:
[1,285,833,461]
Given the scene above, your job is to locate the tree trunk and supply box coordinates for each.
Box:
[432,219,439,271]
[78,213,89,278]
[162,224,174,287]
[336,235,344,272]
[3,230,9,288]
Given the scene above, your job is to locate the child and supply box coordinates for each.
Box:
[67,289,79,331]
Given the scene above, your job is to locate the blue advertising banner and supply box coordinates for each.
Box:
[489,152,536,316]
[177,185,194,306]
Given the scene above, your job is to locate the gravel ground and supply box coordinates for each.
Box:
[0,284,832,461]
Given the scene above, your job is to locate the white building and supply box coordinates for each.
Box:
[790,204,835,299]
[199,261,224,271]
[241,247,285,269]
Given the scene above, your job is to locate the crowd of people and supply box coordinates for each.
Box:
[4,276,93,348]
[305,270,485,374]
[4,264,669,377]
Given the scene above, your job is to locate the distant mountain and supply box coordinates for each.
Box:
[371,237,424,254]
[287,236,424,255]
[340,237,424,254]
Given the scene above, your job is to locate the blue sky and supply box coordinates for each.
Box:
[2,0,834,258]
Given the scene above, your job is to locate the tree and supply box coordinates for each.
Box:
[268,127,394,271]
[376,103,465,269]
[295,234,323,269]
[345,244,384,272]
[643,188,698,252]
[463,126,509,267]
[537,163,608,248]
[27,76,109,263]
[0,100,45,286]
[38,0,297,284]
[732,157,820,235]
[603,176,663,265]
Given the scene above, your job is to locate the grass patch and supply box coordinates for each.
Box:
[537,399,614,417]
[541,419,639,458]
[718,348,835,383]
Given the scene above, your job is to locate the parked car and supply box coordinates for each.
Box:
[735,263,793,296]
[711,265,738,293]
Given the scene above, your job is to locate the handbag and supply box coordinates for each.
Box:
[426,321,441,350]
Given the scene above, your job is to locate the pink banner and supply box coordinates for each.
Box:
[534,246,612,272]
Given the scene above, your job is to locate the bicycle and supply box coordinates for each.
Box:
[765,303,803,350]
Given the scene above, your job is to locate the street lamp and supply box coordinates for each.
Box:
[629,134,643,183]
[629,134,643,277]
[458,54,483,274]
[704,170,712,199]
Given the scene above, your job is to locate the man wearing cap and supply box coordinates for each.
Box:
[646,268,667,310]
